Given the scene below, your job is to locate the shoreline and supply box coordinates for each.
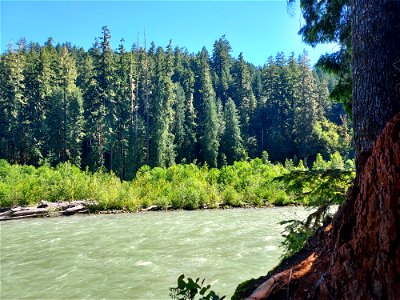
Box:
[0,199,303,221]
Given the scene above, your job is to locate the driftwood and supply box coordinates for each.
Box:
[0,200,96,221]
[245,253,318,299]
[64,204,86,215]
[245,271,288,300]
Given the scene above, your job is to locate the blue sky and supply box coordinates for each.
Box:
[1,1,337,66]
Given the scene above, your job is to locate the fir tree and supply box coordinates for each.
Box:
[149,43,176,167]
[231,52,257,141]
[211,36,233,105]
[195,48,220,167]
[221,98,246,165]
[0,42,25,163]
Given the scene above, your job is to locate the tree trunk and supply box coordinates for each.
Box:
[63,85,67,162]
[326,3,400,298]
[352,0,400,164]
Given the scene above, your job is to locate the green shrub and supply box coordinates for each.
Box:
[0,155,350,210]
[222,186,242,207]
[170,274,225,300]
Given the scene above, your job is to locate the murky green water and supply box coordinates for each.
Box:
[1,207,310,299]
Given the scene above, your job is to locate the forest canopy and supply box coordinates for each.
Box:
[0,28,352,179]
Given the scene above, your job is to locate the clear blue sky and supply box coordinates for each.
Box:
[1,0,337,66]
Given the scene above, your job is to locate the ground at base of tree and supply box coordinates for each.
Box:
[231,221,332,300]
[233,113,400,300]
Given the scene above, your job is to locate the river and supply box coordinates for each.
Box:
[0,207,311,299]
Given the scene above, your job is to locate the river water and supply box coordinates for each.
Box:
[1,207,311,299]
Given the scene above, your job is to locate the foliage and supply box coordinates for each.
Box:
[277,162,355,258]
[169,275,225,300]
[288,0,352,115]
[0,31,352,179]
[0,152,353,214]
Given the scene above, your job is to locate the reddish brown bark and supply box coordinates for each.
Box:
[328,112,400,299]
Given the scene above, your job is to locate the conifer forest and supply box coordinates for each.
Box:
[0,27,352,180]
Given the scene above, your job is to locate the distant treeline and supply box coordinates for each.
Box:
[0,27,352,179]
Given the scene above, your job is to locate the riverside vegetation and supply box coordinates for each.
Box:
[0,151,354,212]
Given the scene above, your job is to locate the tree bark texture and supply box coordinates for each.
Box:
[352,0,400,161]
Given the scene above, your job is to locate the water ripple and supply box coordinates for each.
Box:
[1,207,312,299]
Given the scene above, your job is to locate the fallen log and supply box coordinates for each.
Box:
[244,253,318,299]
[140,205,160,212]
[10,207,49,217]
[245,271,288,300]
[0,200,96,221]
[63,204,86,215]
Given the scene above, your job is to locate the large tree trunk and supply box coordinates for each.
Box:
[352,0,400,162]
[328,2,400,298]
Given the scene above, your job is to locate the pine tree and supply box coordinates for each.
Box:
[221,98,246,164]
[98,26,116,170]
[59,45,78,162]
[182,88,198,163]
[0,42,25,163]
[22,43,54,164]
[149,43,176,167]
[261,54,289,161]
[293,52,319,160]
[211,36,233,105]
[312,153,327,170]
[83,39,105,171]
[195,48,220,167]
[172,82,186,163]
[45,45,82,165]
[231,52,257,141]
[113,40,132,178]
[45,88,64,164]
[172,48,197,163]
[66,88,84,165]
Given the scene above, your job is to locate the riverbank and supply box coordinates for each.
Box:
[0,159,298,214]
[0,199,280,221]
[0,156,353,214]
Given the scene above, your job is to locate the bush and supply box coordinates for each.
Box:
[170,274,225,300]
[0,155,351,210]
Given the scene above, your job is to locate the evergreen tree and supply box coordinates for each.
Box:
[231,52,257,139]
[22,44,54,164]
[195,48,220,167]
[59,45,78,162]
[172,48,197,163]
[182,88,198,163]
[293,52,319,160]
[98,26,116,170]
[113,40,132,178]
[211,36,233,104]
[45,46,82,165]
[221,98,245,165]
[83,39,105,171]
[172,82,186,163]
[262,54,290,161]
[0,42,25,163]
[66,88,84,165]
[149,44,176,167]
[312,153,327,170]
